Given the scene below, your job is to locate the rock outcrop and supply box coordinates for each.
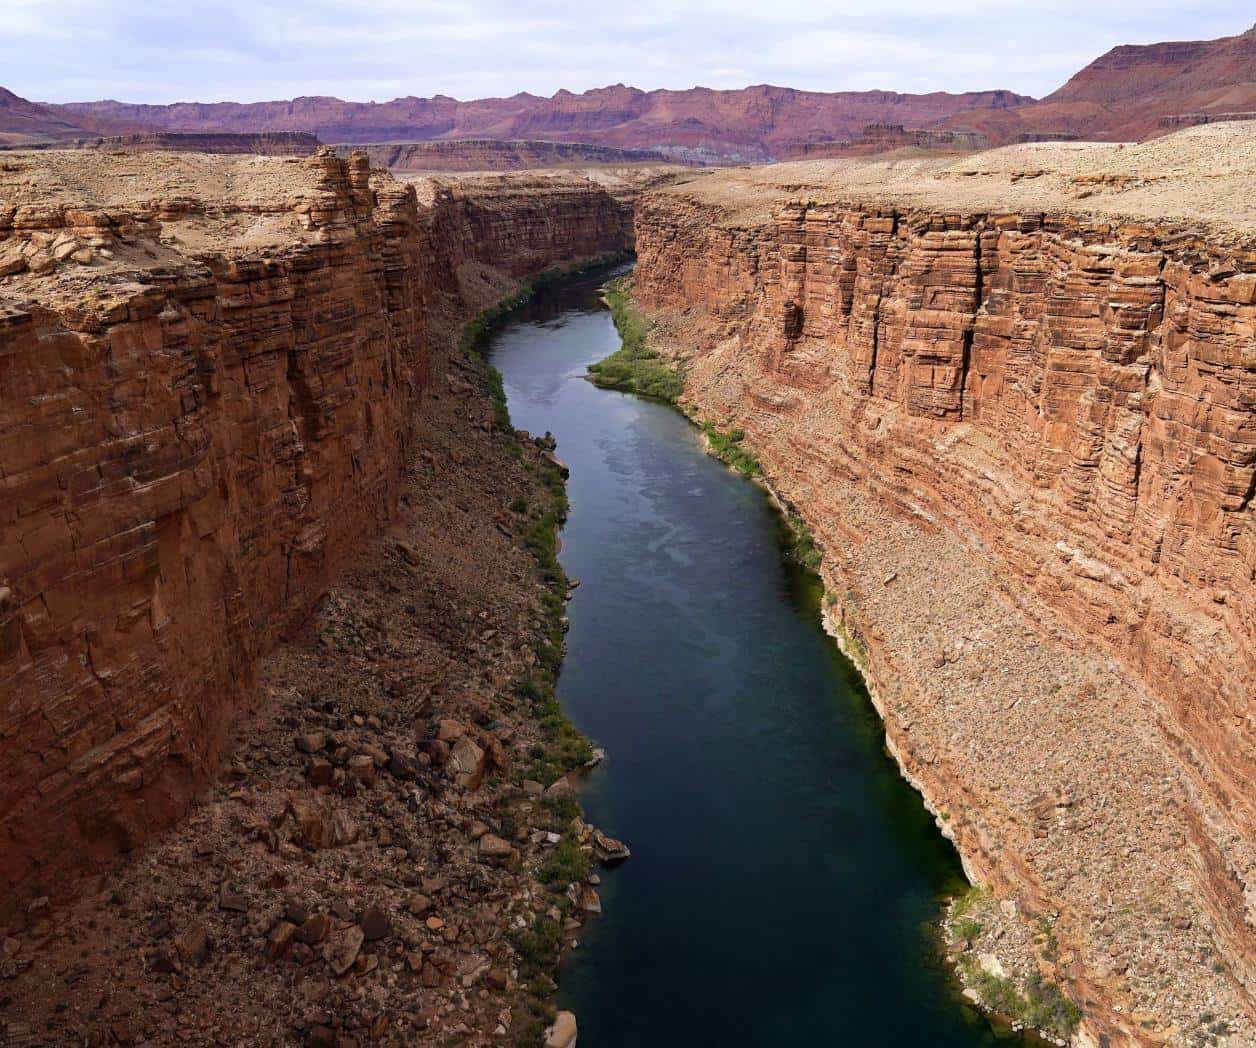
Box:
[0,147,632,918]
[1157,110,1256,130]
[629,139,1254,1044]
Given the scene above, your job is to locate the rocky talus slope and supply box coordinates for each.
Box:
[0,147,630,917]
[632,126,1255,1046]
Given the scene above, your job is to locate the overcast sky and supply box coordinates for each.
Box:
[6,1,1253,105]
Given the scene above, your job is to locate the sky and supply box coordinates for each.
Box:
[5,1,1254,105]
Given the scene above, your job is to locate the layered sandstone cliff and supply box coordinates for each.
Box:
[631,126,1254,1045]
[4,131,325,155]
[783,124,990,159]
[0,147,632,918]
[340,138,670,172]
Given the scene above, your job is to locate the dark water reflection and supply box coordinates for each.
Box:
[487,270,1034,1047]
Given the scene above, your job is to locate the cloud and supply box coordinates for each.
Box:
[3,0,1252,104]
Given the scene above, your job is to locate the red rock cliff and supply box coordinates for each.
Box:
[630,158,1254,1043]
[0,149,631,916]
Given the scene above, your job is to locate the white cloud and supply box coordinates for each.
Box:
[2,0,1252,104]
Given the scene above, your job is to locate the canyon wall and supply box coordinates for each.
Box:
[631,180,1254,1043]
[14,131,325,155]
[342,138,669,172]
[0,150,632,918]
[783,124,990,159]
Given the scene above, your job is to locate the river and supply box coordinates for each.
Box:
[487,268,1033,1046]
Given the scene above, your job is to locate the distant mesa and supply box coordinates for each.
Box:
[39,84,1036,163]
[0,85,86,146]
[2,17,1254,159]
[944,18,1256,143]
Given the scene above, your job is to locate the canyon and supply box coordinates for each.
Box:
[0,148,636,915]
[0,148,655,1045]
[0,102,1252,1048]
[626,122,1255,1046]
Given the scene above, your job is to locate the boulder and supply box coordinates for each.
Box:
[266,920,297,961]
[347,754,376,787]
[387,750,419,781]
[576,885,602,915]
[359,906,392,942]
[329,810,358,847]
[295,731,327,754]
[287,796,330,849]
[307,759,336,787]
[544,1011,578,1048]
[323,925,365,977]
[174,921,210,966]
[436,718,467,742]
[592,829,630,866]
[544,776,574,799]
[448,736,486,789]
[478,834,519,868]
[297,912,332,945]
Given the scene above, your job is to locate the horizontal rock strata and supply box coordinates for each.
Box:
[340,139,670,172]
[631,170,1254,1045]
[0,131,323,155]
[0,148,632,918]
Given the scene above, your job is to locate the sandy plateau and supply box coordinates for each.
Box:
[629,122,1255,1047]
